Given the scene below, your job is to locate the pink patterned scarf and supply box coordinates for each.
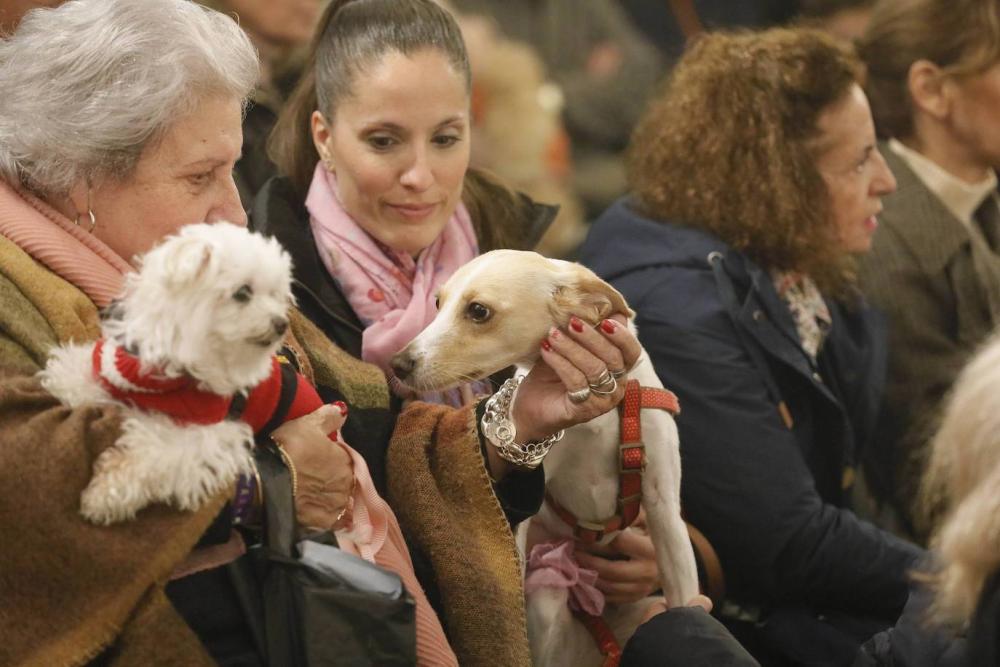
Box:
[306,164,488,405]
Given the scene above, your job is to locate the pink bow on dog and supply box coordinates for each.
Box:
[524,539,605,616]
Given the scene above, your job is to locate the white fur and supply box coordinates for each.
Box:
[38,222,295,525]
[394,249,700,666]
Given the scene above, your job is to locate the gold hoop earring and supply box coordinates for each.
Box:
[75,209,96,233]
[74,190,96,233]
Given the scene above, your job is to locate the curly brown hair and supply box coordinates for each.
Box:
[629,28,863,291]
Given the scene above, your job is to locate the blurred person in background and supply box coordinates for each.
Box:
[450,7,586,257]
[797,0,875,42]
[857,0,1000,543]
[618,0,800,60]
[200,0,324,206]
[447,0,665,218]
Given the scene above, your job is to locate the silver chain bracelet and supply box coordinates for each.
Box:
[481,375,564,469]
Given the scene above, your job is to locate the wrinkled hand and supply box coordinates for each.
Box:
[575,525,661,605]
[511,313,640,444]
[270,403,352,531]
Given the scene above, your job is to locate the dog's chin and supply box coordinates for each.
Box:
[398,368,486,393]
[248,335,282,349]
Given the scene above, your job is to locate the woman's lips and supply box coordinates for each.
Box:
[387,202,438,221]
[863,215,878,232]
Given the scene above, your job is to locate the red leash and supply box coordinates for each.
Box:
[548,380,681,665]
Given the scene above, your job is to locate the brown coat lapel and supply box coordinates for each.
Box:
[860,146,1000,538]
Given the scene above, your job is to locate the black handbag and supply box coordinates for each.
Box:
[231,445,417,666]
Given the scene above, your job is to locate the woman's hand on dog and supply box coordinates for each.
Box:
[270,403,354,531]
[511,313,641,444]
[576,525,661,605]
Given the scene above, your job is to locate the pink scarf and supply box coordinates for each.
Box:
[306,164,488,405]
[524,539,605,616]
[0,180,132,307]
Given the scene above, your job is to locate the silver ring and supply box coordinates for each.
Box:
[567,387,592,404]
[590,375,618,396]
[589,368,615,390]
[609,367,627,380]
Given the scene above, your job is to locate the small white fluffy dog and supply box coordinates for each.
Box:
[391,249,699,666]
[39,222,294,525]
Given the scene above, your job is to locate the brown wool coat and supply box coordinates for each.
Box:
[0,234,530,666]
[860,146,1000,540]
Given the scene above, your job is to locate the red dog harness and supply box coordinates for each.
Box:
[91,338,324,434]
[545,379,681,543]
[546,379,681,667]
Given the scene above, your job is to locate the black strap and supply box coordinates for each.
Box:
[258,362,300,438]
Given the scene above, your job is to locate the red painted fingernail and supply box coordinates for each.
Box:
[570,316,584,333]
[330,431,339,441]
[601,319,616,334]
[334,401,348,417]
[541,338,552,351]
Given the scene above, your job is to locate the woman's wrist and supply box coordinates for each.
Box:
[481,376,564,470]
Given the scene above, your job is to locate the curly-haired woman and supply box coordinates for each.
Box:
[580,28,924,666]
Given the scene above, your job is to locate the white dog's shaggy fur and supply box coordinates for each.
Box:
[391,249,699,666]
[39,222,294,525]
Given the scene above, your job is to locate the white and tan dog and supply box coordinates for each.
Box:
[391,249,699,666]
[39,223,294,525]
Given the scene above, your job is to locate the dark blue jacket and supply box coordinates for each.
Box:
[580,199,923,618]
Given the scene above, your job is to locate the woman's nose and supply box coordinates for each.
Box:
[206,174,248,226]
[400,149,433,191]
[871,149,897,197]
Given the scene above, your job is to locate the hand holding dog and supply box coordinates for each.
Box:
[576,522,661,605]
[511,313,640,444]
[270,403,353,531]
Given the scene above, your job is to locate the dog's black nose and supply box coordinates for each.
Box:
[272,317,288,336]
[391,352,416,380]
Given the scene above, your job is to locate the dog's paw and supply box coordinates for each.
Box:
[79,447,150,525]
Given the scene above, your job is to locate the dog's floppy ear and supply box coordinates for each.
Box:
[159,236,216,288]
[550,264,634,326]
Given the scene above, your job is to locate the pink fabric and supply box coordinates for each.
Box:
[524,539,606,616]
[306,165,488,405]
[170,530,247,580]
[336,441,458,666]
[0,180,132,307]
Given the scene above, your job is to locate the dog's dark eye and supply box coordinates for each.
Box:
[434,295,440,310]
[233,284,253,303]
[466,302,491,323]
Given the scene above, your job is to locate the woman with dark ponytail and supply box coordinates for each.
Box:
[248,1,647,664]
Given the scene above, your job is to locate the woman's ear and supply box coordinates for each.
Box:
[908,59,951,121]
[311,110,334,169]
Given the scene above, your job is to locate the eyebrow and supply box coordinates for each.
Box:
[363,116,466,133]
[182,154,243,170]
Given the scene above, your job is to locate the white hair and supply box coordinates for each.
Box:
[0,0,259,197]
[922,332,1000,626]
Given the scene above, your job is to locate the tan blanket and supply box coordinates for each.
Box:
[0,372,222,667]
[388,402,532,667]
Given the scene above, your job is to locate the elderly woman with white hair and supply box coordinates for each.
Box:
[0,1,640,664]
[0,2,303,664]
